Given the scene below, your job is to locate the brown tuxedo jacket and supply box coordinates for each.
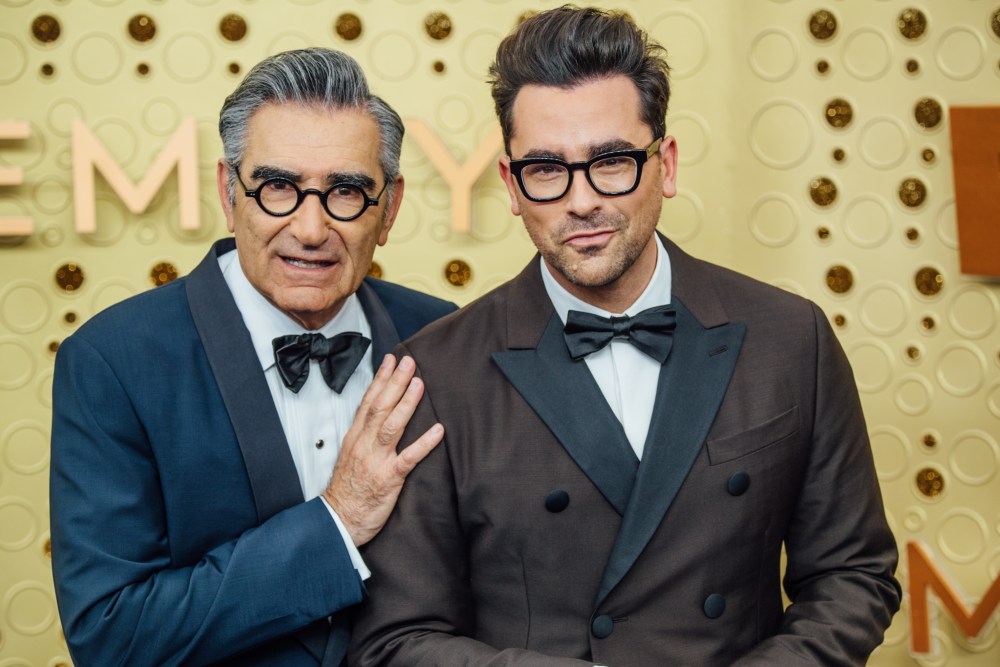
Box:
[350,236,900,666]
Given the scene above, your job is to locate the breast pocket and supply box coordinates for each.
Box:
[705,405,799,465]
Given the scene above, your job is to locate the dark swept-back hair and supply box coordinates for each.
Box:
[488,6,671,155]
[218,47,404,211]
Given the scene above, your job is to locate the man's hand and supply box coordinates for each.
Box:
[324,353,443,546]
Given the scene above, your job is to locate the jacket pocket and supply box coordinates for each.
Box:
[705,405,799,465]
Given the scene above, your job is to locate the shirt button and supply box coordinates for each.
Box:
[545,489,570,513]
[315,439,324,449]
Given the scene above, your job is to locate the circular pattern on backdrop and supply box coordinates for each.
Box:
[0,281,50,334]
[2,421,49,475]
[748,193,799,247]
[843,195,892,248]
[470,191,516,243]
[649,10,709,78]
[0,499,38,552]
[858,116,908,169]
[387,198,423,244]
[72,34,123,84]
[435,96,474,134]
[842,28,892,80]
[656,189,703,244]
[937,509,989,564]
[164,33,214,83]
[266,32,311,54]
[36,369,53,409]
[935,26,986,81]
[894,373,933,416]
[2,581,56,636]
[935,199,958,249]
[0,338,34,391]
[90,279,138,315]
[748,27,799,82]
[949,430,998,486]
[368,32,418,81]
[868,425,910,481]
[749,100,813,169]
[935,342,987,397]
[45,98,85,137]
[80,195,129,247]
[0,121,45,171]
[460,29,504,80]
[847,340,894,393]
[93,118,138,169]
[33,177,71,215]
[948,285,998,339]
[988,380,1000,419]
[669,112,710,166]
[141,98,181,136]
[0,33,28,85]
[165,196,219,243]
[859,281,909,336]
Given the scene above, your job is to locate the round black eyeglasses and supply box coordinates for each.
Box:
[508,137,662,203]
[235,170,388,221]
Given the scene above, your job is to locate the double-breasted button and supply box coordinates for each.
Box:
[727,472,750,496]
[545,489,570,513]
[703,593,726,619]
[591,613,614,638]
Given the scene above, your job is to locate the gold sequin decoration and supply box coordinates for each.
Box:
[906,59,920,74]
[833,313,846,327]
[915,267,943,296]
[335,13,362,41]
[55,263,85,292]
[425,12,453,40]
[44,537,52,558]
[915,467,944,497]
[128,14,156,42]
[32,14,61,43]
[137,63,150,76]
[832,148,846,162]
[228,62,241,75]
[48,340,60,354]
[906,345,921,360]
[825,265,853,294]
[150,262,178,287]
[816,59,830,74]
[921,148,935,163]
[809,177,838,207]
[817,226,831,240]
[898,177,927,208]
[808,10,838,41]
[517,11,539,25]
[63,311,77,324]
[432,60,446,74]
[219,14,248,42]
[921,316,935,331]
[905,227,920,242]
[445,259,472,287]
[824,98,853,128]
[897,8,927,40]
[914,98,942,129]
[993,9,1000,38]
[368,260,383,279]
[41,63,55,77]
[923,433,937,448]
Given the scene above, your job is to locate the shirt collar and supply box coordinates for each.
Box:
[540,237,672,323]
[218,247,369,371]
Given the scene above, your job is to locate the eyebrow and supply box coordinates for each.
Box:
[248,165,378,192]
[517,139,641,162]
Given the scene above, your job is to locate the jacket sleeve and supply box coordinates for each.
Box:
[348,346,594,667]
[732,304,901,666]
[49,333,367,667]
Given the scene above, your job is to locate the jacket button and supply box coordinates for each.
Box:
[727,472,750,496]
[591,613,613,638]
[545,489,570,513]
[703,593,726,619]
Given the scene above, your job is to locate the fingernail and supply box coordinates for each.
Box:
[381,354,394,369]
[431,423,443,435]
[399,356,415,371]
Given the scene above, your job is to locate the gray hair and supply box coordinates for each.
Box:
[488,6,671,155]
[219,47,404,213]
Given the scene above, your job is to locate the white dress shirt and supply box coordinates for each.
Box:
[540,239,672,460]
[219,249,370,579]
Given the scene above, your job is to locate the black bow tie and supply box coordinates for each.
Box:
[563,305,677,363]
[272,332,371,394]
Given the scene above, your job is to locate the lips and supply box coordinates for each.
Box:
[281,256,334,269]
[564,228,615,247]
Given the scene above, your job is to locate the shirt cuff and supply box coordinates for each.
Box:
[320,496,372,581]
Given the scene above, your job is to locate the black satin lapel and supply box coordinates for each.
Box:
[492,313,638,515]
[186,240,304,523]
[356,280,400,371]
[595,298,746,604]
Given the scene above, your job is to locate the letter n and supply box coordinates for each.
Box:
[72,117,199,233]
[908,540,1000,654]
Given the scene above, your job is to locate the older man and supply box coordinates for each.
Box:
[350,8,900,666]
[50,48,455,666]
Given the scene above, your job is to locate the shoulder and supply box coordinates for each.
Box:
[363,277,458,340]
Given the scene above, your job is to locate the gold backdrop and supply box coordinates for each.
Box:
[1,1,998,664]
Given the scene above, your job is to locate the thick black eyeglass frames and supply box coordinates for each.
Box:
[234,169,387,221]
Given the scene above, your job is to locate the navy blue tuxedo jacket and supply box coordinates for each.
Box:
[50,238,456,667]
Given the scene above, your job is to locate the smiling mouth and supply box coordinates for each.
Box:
[282,256,334,269]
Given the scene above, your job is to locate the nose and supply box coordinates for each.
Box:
[563,169,603,218]
[288,193,330,247]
